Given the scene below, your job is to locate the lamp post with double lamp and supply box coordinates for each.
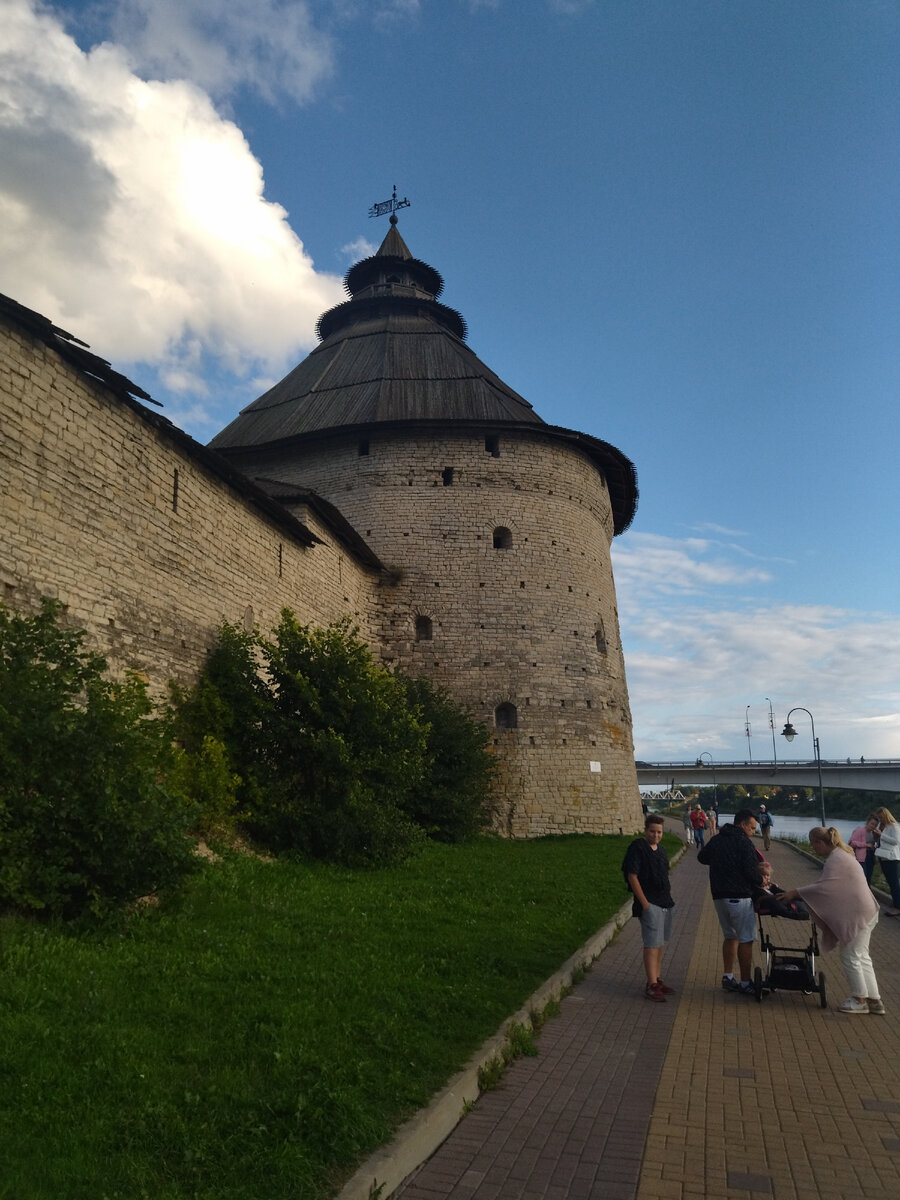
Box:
[781,707,826,827]
[745,706,753,764]
[695,752,717,818]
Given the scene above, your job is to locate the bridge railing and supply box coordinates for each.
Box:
[636,759,900,768]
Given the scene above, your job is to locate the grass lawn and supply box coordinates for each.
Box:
[0,832,667,1200]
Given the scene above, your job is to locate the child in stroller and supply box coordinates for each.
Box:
[751,861,825,1004]
[753,861,809,920]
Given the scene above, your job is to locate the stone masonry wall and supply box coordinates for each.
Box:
[0,319,378,695]
[229,428,644,836]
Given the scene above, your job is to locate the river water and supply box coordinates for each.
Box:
[715,813,862,844]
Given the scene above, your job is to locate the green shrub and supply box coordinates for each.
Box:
[170,612,499,865]
[0,600,198,917]
[251,613,428,866]
[398,674,496,841]
[167,735,242,836]
[169,622,268,817]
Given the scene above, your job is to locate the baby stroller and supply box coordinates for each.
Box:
[752,892,827,1008]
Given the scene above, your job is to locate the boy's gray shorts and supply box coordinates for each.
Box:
[639,903,673,948]
[713,896,756,943]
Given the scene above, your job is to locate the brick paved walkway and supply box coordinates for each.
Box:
[396,826,900,1200]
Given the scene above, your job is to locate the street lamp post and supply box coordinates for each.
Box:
[765,697,778,765]
[695,751,717,816]
[745,706,753,764]
[781,707,826,827]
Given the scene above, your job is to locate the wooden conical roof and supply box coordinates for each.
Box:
[208,221,638,532]
[208,220,543,450]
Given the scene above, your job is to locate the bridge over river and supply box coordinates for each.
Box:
[635,759,900,793]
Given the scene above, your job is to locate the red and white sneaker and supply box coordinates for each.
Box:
[645,981,666,1002]
[655,979,676,995]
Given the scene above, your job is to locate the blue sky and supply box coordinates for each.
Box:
[2,0,899,762]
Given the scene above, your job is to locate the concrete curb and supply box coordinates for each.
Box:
[335,901,633,1200]
[337,840,686,1200]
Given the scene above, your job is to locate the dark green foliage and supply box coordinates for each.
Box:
[169,621,268,822]
[170,612,499,865]
[398,674,496,842]
[251,613,428,865]
[0,600,197,917]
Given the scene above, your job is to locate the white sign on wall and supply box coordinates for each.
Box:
[589,761,602,773]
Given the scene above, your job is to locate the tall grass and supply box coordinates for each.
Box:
[0,833,656,1200]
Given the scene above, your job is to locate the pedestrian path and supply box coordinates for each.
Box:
[395,827,900,1200]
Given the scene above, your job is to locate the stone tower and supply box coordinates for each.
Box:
[209,219,642,835]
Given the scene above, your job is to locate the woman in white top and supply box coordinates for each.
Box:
[873,806,900,916]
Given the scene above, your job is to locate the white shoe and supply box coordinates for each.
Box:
[838,997,869,1014]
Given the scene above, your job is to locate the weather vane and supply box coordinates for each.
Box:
[368,184,411,220]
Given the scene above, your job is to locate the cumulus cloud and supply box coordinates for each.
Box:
[613,533,900,761]
[106,0,334,104]
[0,0,344,424]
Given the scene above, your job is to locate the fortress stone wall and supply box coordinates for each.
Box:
[1,278,644,838]
[0,316,379,694]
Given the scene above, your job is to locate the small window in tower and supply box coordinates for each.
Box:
[442,467,455,486]
[358,438,370,456]
[495,702,518,730]
[595,623,608,655]
[485,435,500,457]
[493,526,512,549]
[172,468,179,512]
[386,274,401,284]
[415,615,433,642]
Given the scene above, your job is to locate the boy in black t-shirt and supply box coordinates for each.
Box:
[622,814,676,1002]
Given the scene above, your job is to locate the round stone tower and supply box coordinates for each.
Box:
[209,218,643,836]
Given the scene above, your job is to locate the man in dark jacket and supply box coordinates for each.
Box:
[697,808,760,994]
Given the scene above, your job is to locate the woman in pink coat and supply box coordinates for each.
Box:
[777,827,883,1015]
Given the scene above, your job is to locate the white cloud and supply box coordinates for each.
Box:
[0,0,344,401]
[340,236,378,262]
[613,533,900,761]
[106,0,334,104]
[612,532,773,597]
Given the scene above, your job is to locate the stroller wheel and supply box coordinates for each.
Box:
[819,971,827,1009]
[753,966,763,1001]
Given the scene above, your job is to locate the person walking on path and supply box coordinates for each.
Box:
[697,808,760,995]
[776,827,885,1015]
[757,804,773,851]
[873,807,900,916]
[690,803,708,851]
[686,806,700,844]
[622,813,676,1003]
[849,815,880,885]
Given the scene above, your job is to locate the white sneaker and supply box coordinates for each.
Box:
[838,997,869,1014]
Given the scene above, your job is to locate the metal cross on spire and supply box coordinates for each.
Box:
[368,184,411,220]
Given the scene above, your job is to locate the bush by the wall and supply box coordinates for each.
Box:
[251,613,428,866]
[0,600,198,917]
[398,674,497,842]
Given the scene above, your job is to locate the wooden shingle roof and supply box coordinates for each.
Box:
[208,221,638,533]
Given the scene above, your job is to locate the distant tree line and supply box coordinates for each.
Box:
[686,784,898,821]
